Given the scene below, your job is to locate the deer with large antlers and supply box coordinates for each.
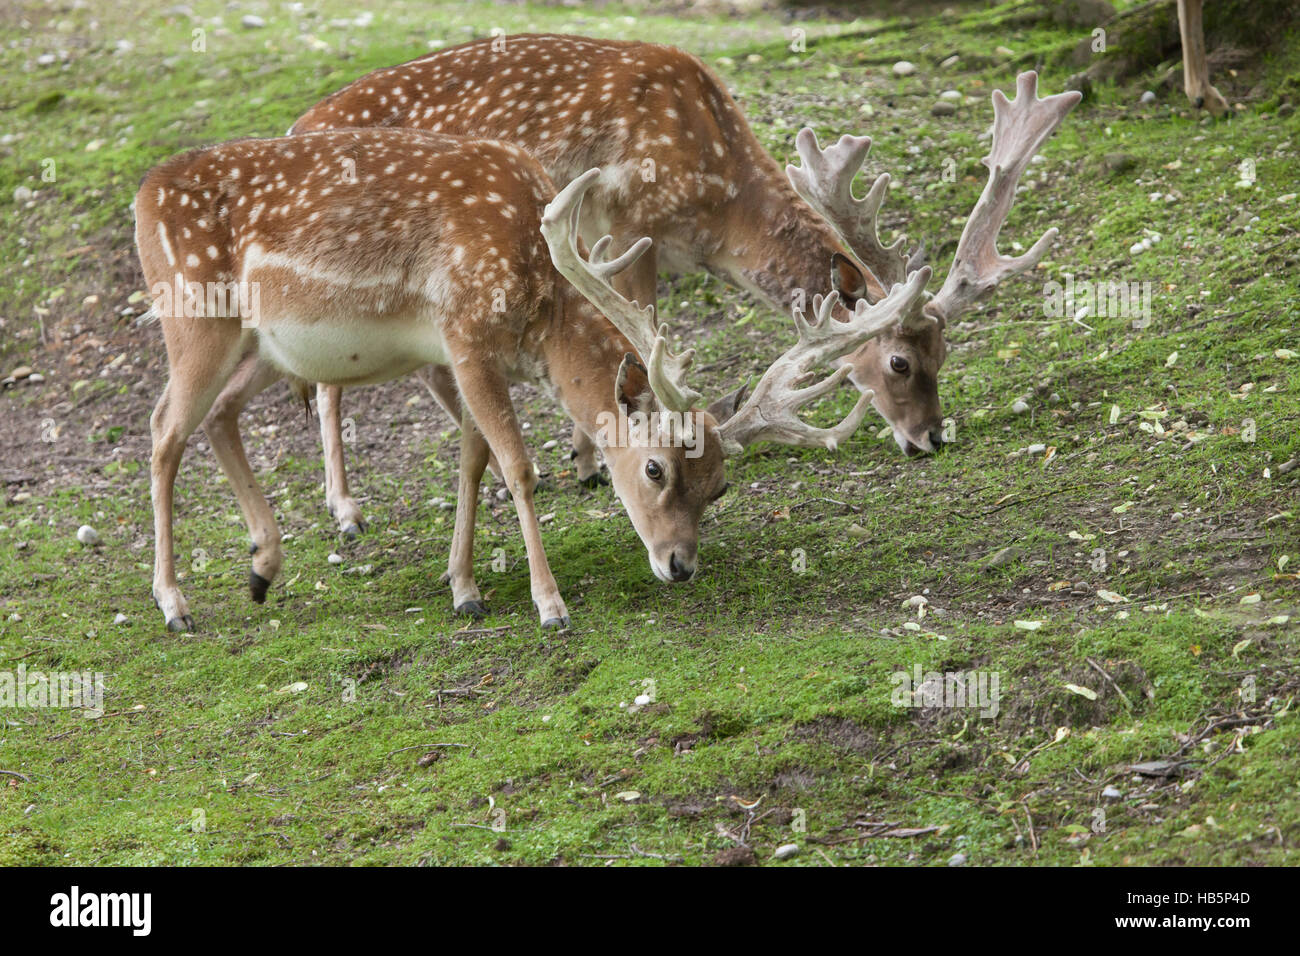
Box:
[272,36,1077,536]
[134,128,928,631]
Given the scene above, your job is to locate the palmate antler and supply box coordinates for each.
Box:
[923,72,1082,325]
[717,269,931,455]
[786,129,912,290]
[788,71,1081,328]
[540,168,702,412]
[543,167,931,457]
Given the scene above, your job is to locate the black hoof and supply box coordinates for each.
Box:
[541,615,571,630]
[166,614,195,633]
[341,520,365,539]
[534,475,552,494]
[249,571,271,604]
[455,600,488,619]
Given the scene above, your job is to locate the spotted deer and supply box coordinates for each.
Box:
[134,127,934,632]
[276,36,1076,535]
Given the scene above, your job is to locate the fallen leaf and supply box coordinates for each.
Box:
[1064,683,1098,700]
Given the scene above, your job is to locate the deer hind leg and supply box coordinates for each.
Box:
[316,383,366,537]
[1177,0,1229,116]
[203,352,286,606]
[445,402,491,617]
[449,353,569,629]
[150,320,249,632]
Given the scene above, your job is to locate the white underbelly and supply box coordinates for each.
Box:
[256,315,449,386]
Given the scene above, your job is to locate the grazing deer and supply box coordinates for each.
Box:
[134,128,935,632]
[1177,0,1229,116]
[272,37,1074,535]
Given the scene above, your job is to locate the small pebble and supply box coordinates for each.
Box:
[892,60,916,77]
[948,852,967,866]
[931,101,957,117]
[241,14,266,28]
[327,553,343,565]
[773,844,800,861]
[1011,400,1029,414]
[76,525,100,546]
[113,613,128,625]
[1139,90,1156,105]
[1102,785,1123,800]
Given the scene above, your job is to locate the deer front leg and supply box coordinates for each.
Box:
[422,365,505,485]
[317,383,366,537]
[571,426,607,487]
[1177,0,1229,116]
[446,403,490,618]
[450,356,569,629]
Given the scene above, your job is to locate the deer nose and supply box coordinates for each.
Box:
[668,552,695,582]
[928,427,947,449]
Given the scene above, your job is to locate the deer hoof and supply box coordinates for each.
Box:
[455,600,488,618]
[341,521,365,539]
[166,614,195,633]
[540,615,571,630]
[249,571,272,604]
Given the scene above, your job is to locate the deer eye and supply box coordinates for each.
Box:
[890,355,910,374]
[645,459,663,481]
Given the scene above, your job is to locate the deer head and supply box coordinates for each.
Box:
[787,71,1082,455]
[542,169,929,582]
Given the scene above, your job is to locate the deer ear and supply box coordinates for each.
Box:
[706,381,749,425]
[830,252,869,305]
[614,352,655,415]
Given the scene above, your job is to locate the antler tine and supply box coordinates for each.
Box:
[718,267,932,454]
[541,169,701,412]
[786,128,911,290]
[924,71,1082,327]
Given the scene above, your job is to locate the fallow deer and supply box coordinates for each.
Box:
[134,128,932,632]
[270,37,1075,535]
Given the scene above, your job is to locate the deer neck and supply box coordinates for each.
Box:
[541,290,638,439]
[714,166,873,313]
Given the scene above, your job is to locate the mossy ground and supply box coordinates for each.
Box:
[1,1,1296,865]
